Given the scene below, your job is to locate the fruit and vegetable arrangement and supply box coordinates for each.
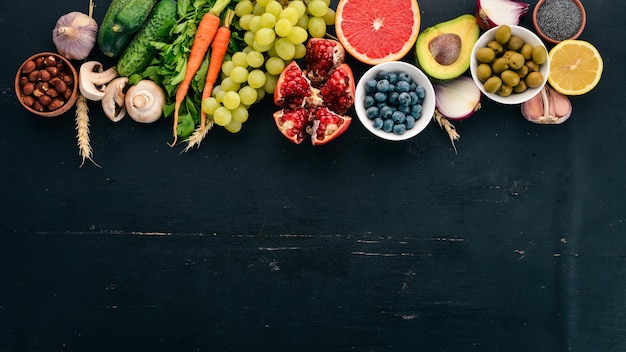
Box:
[14,0,604,165]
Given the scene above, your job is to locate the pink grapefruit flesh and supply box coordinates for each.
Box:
[335,0,421,65]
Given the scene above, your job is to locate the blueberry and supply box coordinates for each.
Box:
[376,79,391,93]
[398,92,412,106]
[409,91,420,105]
[395,80,410,92]
[363,95,375,108]
[366,106,380,120]
[405,115,416,129]
[392,123,407,135]
[365,79,378,93]
[374,92,387,102]
[387,72,398,84]
[398,72,412,82]
[382,119,394,132]
[373,117,384,129]
[387,92,399,106]
[399,104,411,115]
[410,104,422,118]
[380,105,394,119]
[375,71,390,80]
[392,110,405,123]
[414,85,426,99]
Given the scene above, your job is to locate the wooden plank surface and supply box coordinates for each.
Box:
[1,0,625,351]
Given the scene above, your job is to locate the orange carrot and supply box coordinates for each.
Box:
[171,0,231,146]
[200,10,235,131]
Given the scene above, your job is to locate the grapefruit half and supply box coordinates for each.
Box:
[335,0,421,65]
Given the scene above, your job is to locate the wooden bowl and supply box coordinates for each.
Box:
[15,52,79,118]
[533,0,586,45]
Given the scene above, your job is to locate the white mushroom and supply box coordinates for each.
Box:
[102,77,129,122]
[125,80,166,124]
[79,61,117,101]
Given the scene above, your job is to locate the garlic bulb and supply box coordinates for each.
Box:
[52,11,98,60]
[521,86,572,124]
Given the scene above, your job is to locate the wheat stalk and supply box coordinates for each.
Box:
[182,121,213,153]
[433,109,460,154]
[75,94,100,167]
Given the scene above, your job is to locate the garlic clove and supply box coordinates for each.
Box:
[521,85,572,124]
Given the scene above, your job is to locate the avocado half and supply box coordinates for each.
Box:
[415,14,480,81]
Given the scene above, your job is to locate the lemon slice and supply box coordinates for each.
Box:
[547,40,603,95]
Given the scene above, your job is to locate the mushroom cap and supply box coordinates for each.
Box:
[102,77,129,122]
[126,80,166,124]
[78,61,118,101]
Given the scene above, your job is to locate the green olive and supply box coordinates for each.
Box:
[525,71,544,88]
[491,57,509,75]
[476,63,492,82]
[525,60,540,72]
[516,64,529,79]
[487,40,504,55]
[498,84,513,97]
[495,25,511,45]
[532,46,548,65]
[476,47,496,63]
[507,35,524,51]
[483,76,503,94]
[521,43,534,60]
[508,53,526,70]
[501,50,516,60]
[513,80,528,93]
[501,70,521,87]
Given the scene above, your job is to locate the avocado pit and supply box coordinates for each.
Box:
[428,33,462,66]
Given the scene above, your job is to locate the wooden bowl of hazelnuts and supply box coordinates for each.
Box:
[15,52,79,117]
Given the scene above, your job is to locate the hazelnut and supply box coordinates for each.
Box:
[33,88,45,98]
[64,89,73,100]
[22,82,35,96]
[62,74,73,85]
[46,66,59,77]
[22,60,36,74]
[35,57,44,69]
[46,88,59,98]
[48,98,65,111]
[32,101,45,112]
[28,71,39,82]
[38,69,51,82]
[43,55,57,67]
[53,79,67,94]
[22,95,35,107]
[19,76,29,87]
[38,95,52,106]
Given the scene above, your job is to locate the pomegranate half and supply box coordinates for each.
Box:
[273,38,355,145]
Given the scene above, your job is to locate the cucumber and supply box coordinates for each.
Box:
[97,0,159,57]
[116,0,177,77]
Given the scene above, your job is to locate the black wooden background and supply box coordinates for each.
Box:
[1,0,625,351]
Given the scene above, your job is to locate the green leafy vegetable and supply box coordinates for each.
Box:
[135,0,244,139]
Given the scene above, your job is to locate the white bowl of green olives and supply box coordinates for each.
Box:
[470,25,550,105]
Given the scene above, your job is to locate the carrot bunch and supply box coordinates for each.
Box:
[171,0,233,146]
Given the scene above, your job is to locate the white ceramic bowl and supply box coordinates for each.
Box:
[470,25,550,105]
[355,61,435,141]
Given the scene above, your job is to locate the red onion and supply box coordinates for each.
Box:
[476,0,530,31]
[434,76,482,121]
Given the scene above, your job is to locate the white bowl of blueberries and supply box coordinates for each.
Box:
[354,61,435,141]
